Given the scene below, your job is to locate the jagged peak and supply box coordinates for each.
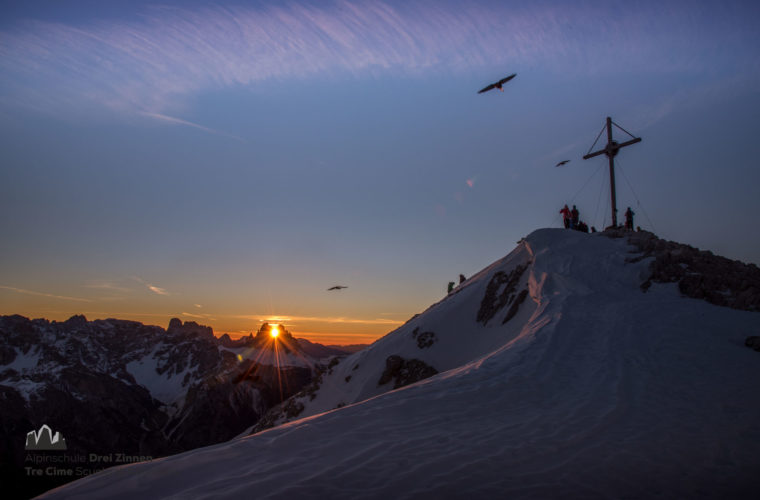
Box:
[166,318,214,340]
[62,314,88,328]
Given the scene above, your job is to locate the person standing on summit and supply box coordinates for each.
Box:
[560,204,571,229]
[570,205,579,230]
[624,207,635,231]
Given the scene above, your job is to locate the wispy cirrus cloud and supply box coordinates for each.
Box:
[0,285,92,303]
[132,276,170,296]
[2,0,755,123]
[148,285,169,296]
[182,311,215,320]
[83,280,134,293]
[139,111,246,142]
[231,313,402,326]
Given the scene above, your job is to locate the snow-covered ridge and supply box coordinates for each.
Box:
[42,228,760,499]
[257,228,654,429]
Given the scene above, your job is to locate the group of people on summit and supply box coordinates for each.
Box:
[559,204,635,232]
[559,204,584,231]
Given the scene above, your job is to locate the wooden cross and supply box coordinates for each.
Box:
[582,117,641,228]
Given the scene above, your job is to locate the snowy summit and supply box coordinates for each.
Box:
[41,228,760,499]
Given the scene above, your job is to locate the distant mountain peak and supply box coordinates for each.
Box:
[166,318,214,339]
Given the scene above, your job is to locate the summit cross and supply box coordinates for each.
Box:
[582,117,642,228]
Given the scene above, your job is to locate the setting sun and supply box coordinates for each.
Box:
[270,326,280,338]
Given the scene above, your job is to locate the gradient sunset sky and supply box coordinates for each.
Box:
[1,0,759,344]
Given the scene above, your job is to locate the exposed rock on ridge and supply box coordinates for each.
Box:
[377,355,438,390]
[619,229,760,311]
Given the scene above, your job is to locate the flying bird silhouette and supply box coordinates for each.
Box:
[327,286,348,291]
[555,160,571,167]
[477,73,516,94]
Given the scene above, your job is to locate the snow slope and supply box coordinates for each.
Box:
[40,229,760,499]
[125,348,192,406]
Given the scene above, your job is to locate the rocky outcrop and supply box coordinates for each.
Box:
[412,327,437,349]
[477,263,530,325]
[377,355,438,389]
[219,332,256,348]
[250,369,328,433]
[503,288,529,324]
[167,318,214,340]
[745,336,760,352]
[621,230,760,312]
[251,323,301,353]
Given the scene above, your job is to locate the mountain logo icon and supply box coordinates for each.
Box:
[25,424,67,451]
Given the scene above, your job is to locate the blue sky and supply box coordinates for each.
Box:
[1,0,759,342]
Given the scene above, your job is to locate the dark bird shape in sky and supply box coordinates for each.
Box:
[555,160,571,167]
[327,286,348,291]
[477,73,516,94]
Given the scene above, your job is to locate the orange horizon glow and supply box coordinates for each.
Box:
[227,328,382,346]
[0,308,393,346]
[0,281,414,346]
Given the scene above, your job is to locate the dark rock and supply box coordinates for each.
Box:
[503,289,529,324]
[0,344,17,365]
[167,317,183,331]
[326,357,340,374]
[623,230,760,312]
[378,355,403,385]
[250,367,329,434]
[377,355,438,389]
[745,336,760,352]
[167,319,213,340]
[416,331,436,349]
[283,399,305,418]
[219,333,255,348]
[477,263,530,325]
[411,327,437,349]
[251,323,301,354]
[63,315,88,329]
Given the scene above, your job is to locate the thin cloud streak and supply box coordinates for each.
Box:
[83,281,133,293]
[0,285,92,303]
[148,285,169,296]
[2,1,754,116]
[231,313,403,326]
[182,312,215,320]
[140,111,246,142]
[631,75,758,132]
[132,276,170,296]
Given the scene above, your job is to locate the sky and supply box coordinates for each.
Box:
[1,0,759,344]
